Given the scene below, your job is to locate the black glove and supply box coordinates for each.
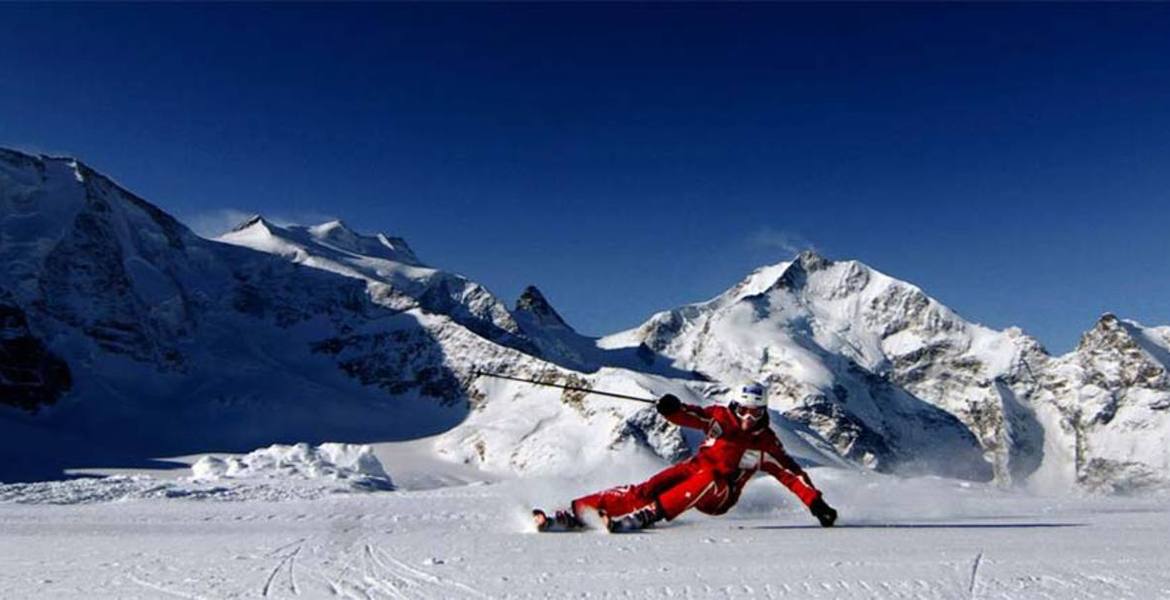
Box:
[809,496,838,528]
[656,394,681,416]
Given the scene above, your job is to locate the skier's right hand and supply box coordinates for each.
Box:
[656,394,681,415]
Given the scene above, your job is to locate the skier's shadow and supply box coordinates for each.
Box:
[741,522,1085,530]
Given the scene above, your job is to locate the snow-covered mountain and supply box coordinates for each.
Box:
[1026,315,1170,492]
[3,146,1167,492]
[217,216,534,354]
[0,148,694,482]
[601,251,1170,491]
[0,150,459,463]
[601,251,1019,482]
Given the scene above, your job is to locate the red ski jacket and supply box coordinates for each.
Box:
[664,402,820,506]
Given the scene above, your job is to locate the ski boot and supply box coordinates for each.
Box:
[532,508,585,532]
[603,504,662,533]
[809,497,838,527]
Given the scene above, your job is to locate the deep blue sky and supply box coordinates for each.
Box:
[2,4,1168,352]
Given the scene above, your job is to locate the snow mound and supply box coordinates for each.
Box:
[0,443,394,505]
[190,443,393,490]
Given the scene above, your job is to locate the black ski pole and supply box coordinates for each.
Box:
[471,370,656,404]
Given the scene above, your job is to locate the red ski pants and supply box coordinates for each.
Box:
[571,460,733,521]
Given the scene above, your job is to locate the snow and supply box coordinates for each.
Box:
[5,147,1170,596]
[596,253,1007,481]
[1127,319,1170,369]
[3,448,1170,598]
[190,443,393,490]
[11,145,1169,492]
[216,215,523,341]
[0,443,394,505]
[591,251,1170,490]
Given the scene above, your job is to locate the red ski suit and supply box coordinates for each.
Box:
[573,403,821,521]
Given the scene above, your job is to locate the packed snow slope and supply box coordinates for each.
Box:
[2,146,1168,493]
[3,451,1170,599]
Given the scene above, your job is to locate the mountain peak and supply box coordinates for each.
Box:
[309,219,352,235]
[1,147,90,185]
[514,285,571,330]
[766,250,831,292]
[374,234,419,264]
[1077,312,1140,354]
[1088,312,1125,336]
[794,249,833,271]
[307,219,362,249]
[230,214,272,233]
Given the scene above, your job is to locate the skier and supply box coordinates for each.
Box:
[533,382,838,532]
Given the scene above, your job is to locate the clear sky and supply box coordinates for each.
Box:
[2,4,1167,352]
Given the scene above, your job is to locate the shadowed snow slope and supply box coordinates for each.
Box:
[0,148,720,483]
[0,148,489,480]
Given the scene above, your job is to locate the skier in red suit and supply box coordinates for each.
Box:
[534,382,838,532]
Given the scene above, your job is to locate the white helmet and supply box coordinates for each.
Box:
[737,381,768,409]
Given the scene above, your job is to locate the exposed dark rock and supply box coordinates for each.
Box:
[0,292,71,412]
[514,286,571,330]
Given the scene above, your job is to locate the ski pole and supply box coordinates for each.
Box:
[471,370,656,404]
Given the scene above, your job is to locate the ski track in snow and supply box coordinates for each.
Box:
[969,550,984,599]
[3,476,1170,599]
[261,541,302,597]
[128,572,211,600]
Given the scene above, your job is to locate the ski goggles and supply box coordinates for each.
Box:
[733,404,767,421]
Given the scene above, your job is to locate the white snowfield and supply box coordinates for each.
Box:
[3,442,1170,599]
